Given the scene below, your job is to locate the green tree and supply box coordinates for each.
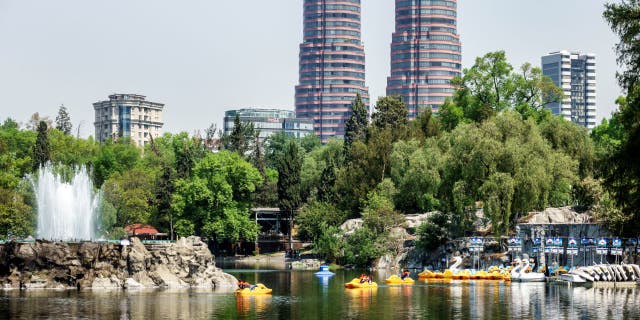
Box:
[416,212,450,251]
[455,51,515,122]
[102,168,154,227]
[511,63,562,121]
[277,140,302,249]
[55,105,72,135]
[296,201,345,242]
[32,121,50,171]
[390,139,442,213]
[343,227,385,267]
[314,224,344,262]
[171,151,261,242]
[371,95,408,142]
[92,139,141,187]
[344,93,368,160]
[409,108,440,140]
[225,115,255,156]
[361,179,404,234]
[600,0,640,235]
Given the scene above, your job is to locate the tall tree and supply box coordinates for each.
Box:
[371,95,408,142]
[55,105,72,135]
[226,115,255,156]
[32,121,50,170]
[601,0,640,235]
[277,140,302,250]
[344,93,368,160]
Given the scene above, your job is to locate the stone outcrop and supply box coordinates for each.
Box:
[0,236,236,290]
[519,206,594,224]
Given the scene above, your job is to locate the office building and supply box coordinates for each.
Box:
[386,0,462,119]
[542,50,597,128]
[223,108,314,143]
[295,0,370,142]
[93,94,164,146]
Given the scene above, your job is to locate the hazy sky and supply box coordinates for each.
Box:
[0,1,621,137]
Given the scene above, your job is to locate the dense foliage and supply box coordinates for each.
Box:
[1,2,637,264]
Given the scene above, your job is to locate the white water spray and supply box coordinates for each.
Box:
[34,165,98,241]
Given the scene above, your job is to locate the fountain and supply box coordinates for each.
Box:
[33,164,98,241]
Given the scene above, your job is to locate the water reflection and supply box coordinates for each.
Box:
[2,271,640,319]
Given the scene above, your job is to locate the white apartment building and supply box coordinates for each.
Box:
[93,94,164,146]
[542,50,597,129]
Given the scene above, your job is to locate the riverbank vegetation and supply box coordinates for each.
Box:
[0,1,637,268]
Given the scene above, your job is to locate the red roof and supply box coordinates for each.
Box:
[124,224,159,235]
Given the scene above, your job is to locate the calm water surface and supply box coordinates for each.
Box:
[1,264,639,319]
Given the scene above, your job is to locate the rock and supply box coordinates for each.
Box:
[340,219,364,235]
[91,276,121,290]
[0,236,236,290]
[149,265,188,288]
[519,207,594,224]
[124,278,143,289]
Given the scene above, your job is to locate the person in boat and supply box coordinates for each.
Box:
[237,280,251,289]
[359,274,372,284]
[401,269,411,280]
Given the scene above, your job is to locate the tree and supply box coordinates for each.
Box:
[26,112,52,131]
[32,121,50,171]
[371,95,408,142]
[512,63,563,121]
[92,140,141,187]
[277,140,302,250]
[344,93,368,160]
[361,179,404,234]
[410,107,440,140]
[225,115,255,156]
[55,105,72,135]
[171,151,261,242]
[600,0,640,235]
[102,168,154,227]
[604,0,640,89]
[296,201,345,242]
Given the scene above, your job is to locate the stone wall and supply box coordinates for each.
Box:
[0,237,236,290]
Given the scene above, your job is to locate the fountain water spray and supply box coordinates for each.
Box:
[33,164,98,241]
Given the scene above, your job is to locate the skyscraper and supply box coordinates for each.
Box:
[542,50,597,129]
[386,0,462,119]
[93,94,164,147]
[295,0,370,142]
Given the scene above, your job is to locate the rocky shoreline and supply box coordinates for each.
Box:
[0,236,237,290]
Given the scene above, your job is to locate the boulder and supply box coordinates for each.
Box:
[520,207,594,224]
[0,236,236,290]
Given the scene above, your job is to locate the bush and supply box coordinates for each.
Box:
[343,227,385,267]
[416,212,450,251]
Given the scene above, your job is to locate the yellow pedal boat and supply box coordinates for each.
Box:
[235,283,272,296]
[384,275,415,285]
[345,278,378,289]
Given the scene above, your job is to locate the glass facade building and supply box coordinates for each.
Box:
[223,108,315,144]
[295,0,370,143]
[386,0,462,119]
[542,51,597,129]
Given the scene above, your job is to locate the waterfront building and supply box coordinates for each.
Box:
[223,108,314,143]
[541,50,597,128]
[386,0,462,119]
[93,94,164,146]
[295,0,370,142]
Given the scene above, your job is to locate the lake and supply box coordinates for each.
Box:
[1,265,639,319]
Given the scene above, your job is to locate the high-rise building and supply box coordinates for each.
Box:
[93,94,164,146]
[542,50,597,128]
[386,0,462,119]
[223,108,314,143]
[295,0,370,142]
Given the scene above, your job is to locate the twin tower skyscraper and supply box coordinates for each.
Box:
[295,0,462,142]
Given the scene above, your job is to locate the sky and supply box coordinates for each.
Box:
[0,1,621,138]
